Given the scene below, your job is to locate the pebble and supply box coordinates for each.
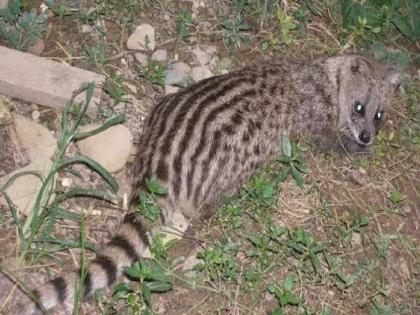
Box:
[164,62,191,86]
[26,37,45,56]
[134,52,148,66]
[77,124,133,173]
[191,66,212,82]
[81,24,93,34]
[60,177,73,188]
[0,96,13,126]
[127,24,155,51]
[192,47,210,65]
[351,233,362,246]
[31,110,40,120]
[165,85,180,95]
[151,49,168,62]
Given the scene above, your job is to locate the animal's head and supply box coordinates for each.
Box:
[336,55,401,151]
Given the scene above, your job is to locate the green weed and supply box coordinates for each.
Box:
[268,274,304,313]
[220,0,251,52]
[0,0,47,50]
[0,84,124,263]
[136,178,167,222]
[138,60,165,89]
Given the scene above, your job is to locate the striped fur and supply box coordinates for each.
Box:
[29,55,399,314]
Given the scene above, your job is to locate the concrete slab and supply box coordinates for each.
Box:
[0,45,104,115]
[0,0,8,9]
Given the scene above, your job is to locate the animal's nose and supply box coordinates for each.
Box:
[359,131,371,144]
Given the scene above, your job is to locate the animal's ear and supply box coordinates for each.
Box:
[350,57,372,74]
[385,69,402,90]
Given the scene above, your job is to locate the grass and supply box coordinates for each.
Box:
[0,0,419,314]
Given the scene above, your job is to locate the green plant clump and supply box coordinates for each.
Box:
[0,0,47,50]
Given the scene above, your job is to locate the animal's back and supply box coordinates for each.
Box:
[132,60,306,218]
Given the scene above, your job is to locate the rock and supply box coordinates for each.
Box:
[192,47,210,65]
[0,96,13,126]
[151,49,168,62]
[0,46,104,117]
[60,177,73,188]
[0,114,57,215]
[191,66,212,82]
[165,85,180,94]
[31,110,40,121]
[164,62,191,86]
[0,0,8,9]
[26,37,45,56]
[81,24,93,34]
[192,0,206,9]
[207,45,217,55]
[127,24,155,51]
[351,233,362,246]
[77,124,133,173]
[134,52,148,66]
[13,115,56,163]
[212,56,231,74]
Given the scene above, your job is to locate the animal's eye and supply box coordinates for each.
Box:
[374,111,384,121]
[354,101,365,114]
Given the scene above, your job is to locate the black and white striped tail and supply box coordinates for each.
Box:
[27,213,149,314]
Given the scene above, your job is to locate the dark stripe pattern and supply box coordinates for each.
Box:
[50,277,67,303]
[123,212,150,247]
[109,235,140,262]
[92,255,117,286]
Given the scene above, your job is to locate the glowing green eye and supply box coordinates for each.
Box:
[354,102,365,114]
[374,111,383,121]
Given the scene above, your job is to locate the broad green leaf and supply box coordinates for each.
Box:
[145,178,168,195]
[141,282,152,306]
[393,16,415,40]
[283,275,295,292]
[147,281,173,293]
[113,282,133,298]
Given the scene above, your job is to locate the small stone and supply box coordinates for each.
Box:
[351,233,362,246]
[164,62,191,86]
[191,66,212,82]
[207,45,217,55]
[81,24,92,34]
[77,124,133,173]
[134,52,148,66]
[192,47,210,65]
[31,110,40,120]
[60,177,73,188]
[127,24,155,51]
[165,85,179,95]
[151,49,168,62]
[265,291,275,302]
[0,96,13,126]
[125,82,137,94]
[192,0,206,9]
[26,37,45,56]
